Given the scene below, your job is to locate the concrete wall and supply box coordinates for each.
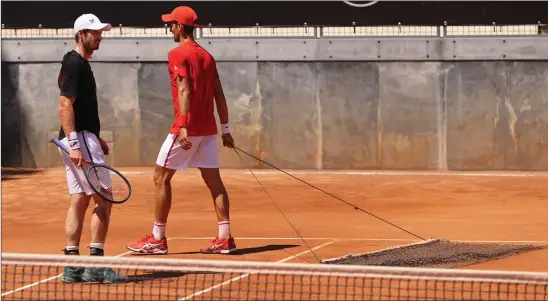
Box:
[3,37,548,170]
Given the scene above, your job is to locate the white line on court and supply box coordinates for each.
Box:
[169,236,419,242]
[451,239,548,245]
[178,240,336,301]
[169,237,548,245]
[1,274,61,297]
[236,170,548,177]
[41,169,548,177]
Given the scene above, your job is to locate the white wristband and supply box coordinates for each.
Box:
[221,123,230,134]
[69,131,78,140]
[68,139,80,150]
[68,131,80,149]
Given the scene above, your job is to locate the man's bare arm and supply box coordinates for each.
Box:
[175,76,191,124]
[174,75,193,149]
[214,77,229,125]
[214,76,234,148]
[59,95,76,138]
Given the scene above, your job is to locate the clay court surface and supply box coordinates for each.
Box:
[2,167,548,299]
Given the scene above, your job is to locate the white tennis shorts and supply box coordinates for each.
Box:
[58,131,106,196]
[156,134,220,170]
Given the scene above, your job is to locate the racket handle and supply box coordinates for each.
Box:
[51,136,70,154]
[50,136,91,164]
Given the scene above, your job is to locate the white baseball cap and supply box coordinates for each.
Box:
[73,13,112,34]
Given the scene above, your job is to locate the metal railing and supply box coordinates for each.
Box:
[443,23,543,37]
[1,23,547,39]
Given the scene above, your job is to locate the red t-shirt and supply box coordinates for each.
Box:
[167,41,218,137]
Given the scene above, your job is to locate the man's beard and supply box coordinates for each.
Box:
[84,40,100,51]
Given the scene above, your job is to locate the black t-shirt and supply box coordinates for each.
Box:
[57,50,100,140]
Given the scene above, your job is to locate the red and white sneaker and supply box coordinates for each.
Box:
[200,236,237,254]
[126,234,168,254]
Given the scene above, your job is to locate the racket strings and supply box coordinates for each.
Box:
[87,166,130,202]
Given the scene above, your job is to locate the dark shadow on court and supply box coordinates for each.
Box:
[116,271,188,284]
[1,167,41,181]
[129,251,201,257]
[128,244,300,257]
[228,244,300,256]
[123,270,220,283]
[71,270,217,285]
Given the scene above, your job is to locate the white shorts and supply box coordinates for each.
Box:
[156,134,220,170]
[58,131,106,195]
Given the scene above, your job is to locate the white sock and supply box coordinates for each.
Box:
[218,220,231,241]
[153,221,166,240]
[89,243,105,256]
[89,243,104,250]
[64,246,79,255]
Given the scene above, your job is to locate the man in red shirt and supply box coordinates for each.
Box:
[126,6,237,255]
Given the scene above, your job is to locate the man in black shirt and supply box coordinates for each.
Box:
[57,13,126,284]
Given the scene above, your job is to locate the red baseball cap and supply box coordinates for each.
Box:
[162,6,201,28]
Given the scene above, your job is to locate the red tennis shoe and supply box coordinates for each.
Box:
[200,236,237,254]
[126,234,168,254]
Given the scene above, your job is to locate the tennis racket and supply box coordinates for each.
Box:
[51,136,132,204]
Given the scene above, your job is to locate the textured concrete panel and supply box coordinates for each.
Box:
[256,39,317,61]
[317,39,379,61]
[214,62,261,169]
[319,62,380,169]
[8,38,548,62]
[506,62,548,170]
[445,62,506,170]
[137,63,173,166]
[1,63,21,167]
[379,39,441,61]
[18,63,62,168]
[443,38,548,61]
[379,62,441,169]
[92,63,141,167]
[257,62,320,169]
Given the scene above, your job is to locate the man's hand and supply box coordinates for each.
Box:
[98,137,109,155]
[179,127,192,150]
[222,133,235,148]
[69,148,84,166]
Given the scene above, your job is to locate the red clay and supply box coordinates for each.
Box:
[2,167,547,299]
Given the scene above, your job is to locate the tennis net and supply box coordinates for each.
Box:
[2,252,547,300]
